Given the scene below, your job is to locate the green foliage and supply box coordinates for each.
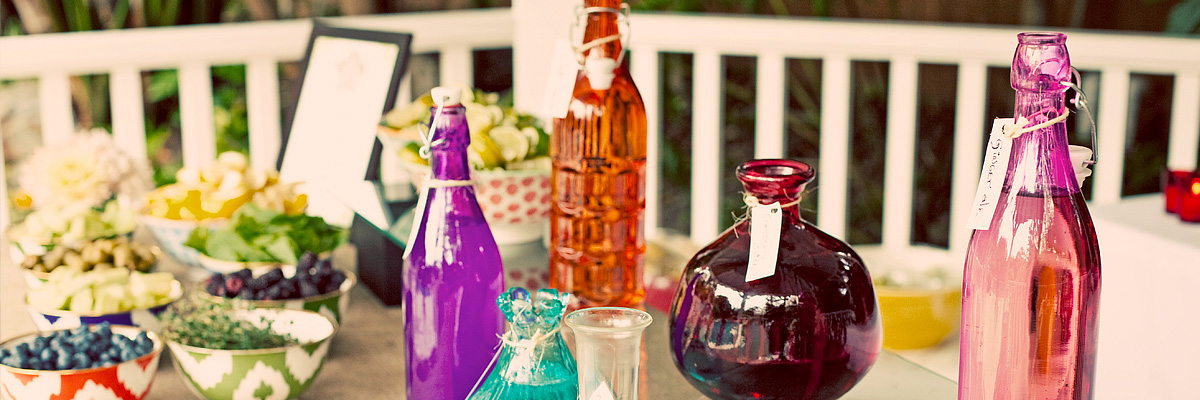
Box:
[161,299,298,350]
[1166,0,1200,34]
[185,204,347,265]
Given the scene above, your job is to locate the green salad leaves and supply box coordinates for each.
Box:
[185,204,345,264]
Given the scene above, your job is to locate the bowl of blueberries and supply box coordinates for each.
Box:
[0,322,163,400]
[198,252,355,323]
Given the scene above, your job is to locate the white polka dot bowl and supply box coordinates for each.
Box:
[0,325,164,400]
[165,308,337,400]
[406,164,551,245]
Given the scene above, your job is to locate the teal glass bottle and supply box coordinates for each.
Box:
[467,288,578,399]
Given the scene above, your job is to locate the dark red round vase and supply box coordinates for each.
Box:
[669,159,882,400]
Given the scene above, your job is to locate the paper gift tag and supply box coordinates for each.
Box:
[745,202,783,282]
[541,40,582,119]
[967,118,1015,230]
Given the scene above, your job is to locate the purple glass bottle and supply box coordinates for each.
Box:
[670,159,881,400]
[958,32,1101,400]
[403,87,506,400]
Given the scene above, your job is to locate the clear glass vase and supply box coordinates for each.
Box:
[565,307,652,400]
[468,288,577,400]
[669,159,882,400]
[958,32,1101,400]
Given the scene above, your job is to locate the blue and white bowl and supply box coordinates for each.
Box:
[24,280,183,333]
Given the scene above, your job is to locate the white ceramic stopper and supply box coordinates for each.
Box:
[1068,145,1093,189]
[431,86,462,106]
[585,58,617,90]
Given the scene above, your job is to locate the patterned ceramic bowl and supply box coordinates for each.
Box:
[24,280,183,333]
[196,269,356,323]
[0,325,164,400]
[404,163,550,245]
[139,216,225,267]
[166,309,337,400]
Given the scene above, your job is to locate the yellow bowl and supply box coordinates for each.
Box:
[875,285,962,350]
[856,244,963,350]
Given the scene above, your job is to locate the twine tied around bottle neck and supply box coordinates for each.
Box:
[498,325,563,349]
[424,179,474,188]
[570,4,631,67]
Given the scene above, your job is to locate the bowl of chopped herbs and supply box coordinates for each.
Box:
[160,300,337,400]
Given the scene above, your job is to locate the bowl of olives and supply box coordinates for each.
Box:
[19,237,158,289]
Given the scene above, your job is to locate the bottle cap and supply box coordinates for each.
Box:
[584,58,617,90]
[431,86,462,106]
[1068,145,1093,188]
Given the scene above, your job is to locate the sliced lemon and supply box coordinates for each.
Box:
[489,125,529,163]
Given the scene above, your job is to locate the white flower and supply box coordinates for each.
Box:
[18,128,152,210]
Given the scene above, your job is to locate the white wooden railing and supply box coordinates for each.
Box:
[2,1,1199,256]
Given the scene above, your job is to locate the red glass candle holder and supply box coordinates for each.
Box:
[1178,173,1200,223]
[1163,169,1194,214]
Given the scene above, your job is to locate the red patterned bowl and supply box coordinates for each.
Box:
[405,163,550,244]
[0,325,163,400]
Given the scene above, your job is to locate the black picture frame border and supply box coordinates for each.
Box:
[276,19,413,181]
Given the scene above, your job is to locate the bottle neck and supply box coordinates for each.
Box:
[737,160,814,223]
[429,106,471,181]
[1006,90,1078,195]
[582,0,623,62]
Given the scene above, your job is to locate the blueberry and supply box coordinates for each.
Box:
[98,352,114,366]
[70,325,88,337]
[315,258,333,272]
[31,337,47,353]
[1,349,10,359]
[39,348,54,363]
[94,323,113,339]
[73,353,91,369]
[233,268,253,282]
[246,276,268,291]
[299,252,319,269]
[15,343,31,358]
[1,356,15,368]
[237,289,255,300]
[262,269,285,286]
[120,348,139,362]
[297,281,317,297]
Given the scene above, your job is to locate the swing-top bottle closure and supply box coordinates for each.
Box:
[1005,32,1098,188]
[572,3,631,91]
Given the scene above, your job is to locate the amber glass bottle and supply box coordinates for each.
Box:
[550,0,647,309]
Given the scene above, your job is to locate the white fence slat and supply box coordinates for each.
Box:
[439,45,473,88]
[0,10,514,80]
[109,67,147,160]
[818,54,851,239]
[755,51,786,159]
[38,73,74,144]
[246,58,282,168]
[691,49,722,243]
[0,121,8,231]
[631,45,661,238]
[1094,67,1131,204]
[1169,72,1200,170]
[178,62,217,167]
[882,56,919,248]
[949,60,988,255]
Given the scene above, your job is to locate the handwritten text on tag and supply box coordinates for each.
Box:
[541,40,581,119]
[745,202,783,282]
[967,118,1014,230]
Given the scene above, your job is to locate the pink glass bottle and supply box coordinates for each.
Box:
[958,32,1101,400]
[670,160,881,400]
[404,87,506,400]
